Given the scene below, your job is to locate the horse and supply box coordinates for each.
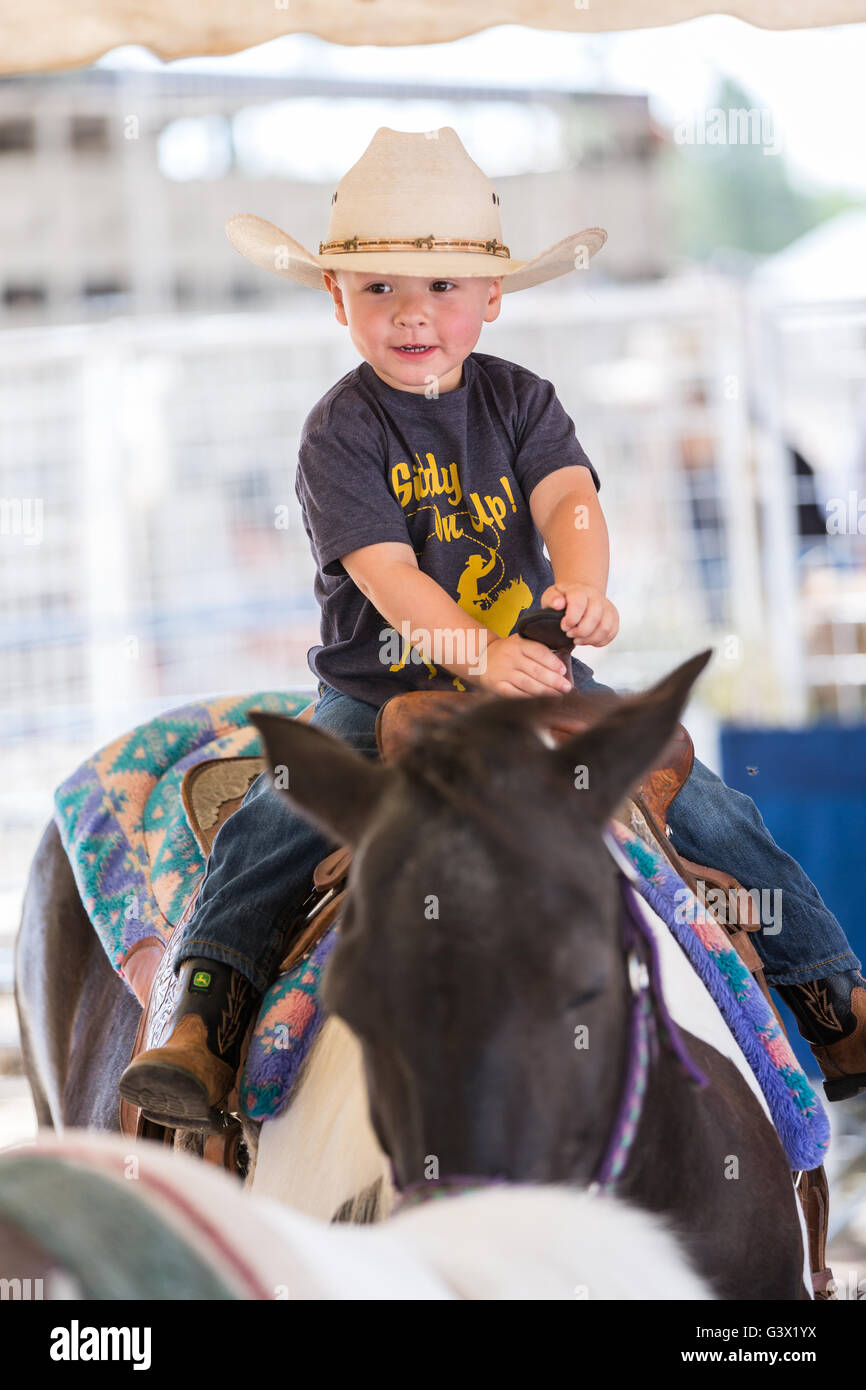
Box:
[246,650,812,1300]
[15,652,809,1296]
[0,1129,713,1300]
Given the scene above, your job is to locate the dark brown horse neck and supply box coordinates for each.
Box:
[620,1028,810,1299]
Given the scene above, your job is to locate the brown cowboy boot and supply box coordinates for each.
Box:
[118,957,259,1131]
[776,970,866,1102]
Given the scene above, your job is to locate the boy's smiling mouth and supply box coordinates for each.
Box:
[394,344,437,356]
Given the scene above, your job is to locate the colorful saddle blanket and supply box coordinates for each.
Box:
[52,690,330,1122]
[54,695,829,1168]
[54,692,313,965]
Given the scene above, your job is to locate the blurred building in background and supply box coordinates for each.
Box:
[0,68,669,325]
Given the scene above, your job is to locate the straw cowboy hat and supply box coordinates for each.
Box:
[226,126,607,293]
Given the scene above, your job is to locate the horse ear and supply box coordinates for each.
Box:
[550,650,713,822]
[248,711,395,848]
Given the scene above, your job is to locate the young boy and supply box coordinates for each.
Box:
[120,127,866,1131]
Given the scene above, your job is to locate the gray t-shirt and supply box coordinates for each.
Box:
[295,350,600,707]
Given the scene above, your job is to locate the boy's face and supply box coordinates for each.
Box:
[322,267,502,395]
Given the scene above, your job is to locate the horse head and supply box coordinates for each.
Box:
[250,650,710,1193]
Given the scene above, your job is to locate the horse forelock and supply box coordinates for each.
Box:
[388,697,599,884]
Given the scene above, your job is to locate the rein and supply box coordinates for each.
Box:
[590,857,708,1194]
[392,831,707,1211]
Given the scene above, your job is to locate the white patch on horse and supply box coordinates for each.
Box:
[252,1015,395,1219]
[792,1176,812,1299]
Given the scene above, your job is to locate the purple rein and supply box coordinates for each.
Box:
[591,875,707,1194]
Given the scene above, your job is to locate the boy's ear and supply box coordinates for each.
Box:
[485,277,503,322]
[248,710,395,848]
[323,274,348,326]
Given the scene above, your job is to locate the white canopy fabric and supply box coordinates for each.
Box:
[4,1,866,76]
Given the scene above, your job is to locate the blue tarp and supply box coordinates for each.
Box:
[721,724,866,1075]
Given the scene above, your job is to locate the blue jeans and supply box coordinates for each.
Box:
[174,678,859,992]
[173,680,381,993]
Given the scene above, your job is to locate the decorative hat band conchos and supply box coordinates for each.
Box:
[318,234,511,258]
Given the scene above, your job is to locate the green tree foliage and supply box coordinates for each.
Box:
[658,77,861,260]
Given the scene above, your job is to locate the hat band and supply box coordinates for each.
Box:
[318,234,511,258]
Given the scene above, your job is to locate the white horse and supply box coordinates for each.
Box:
[1,1128,713,1300]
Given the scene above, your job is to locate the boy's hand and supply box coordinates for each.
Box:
[472,633,573,698]
[541,582,619,647]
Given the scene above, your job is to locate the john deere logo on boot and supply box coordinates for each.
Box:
[191,970,212,991]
